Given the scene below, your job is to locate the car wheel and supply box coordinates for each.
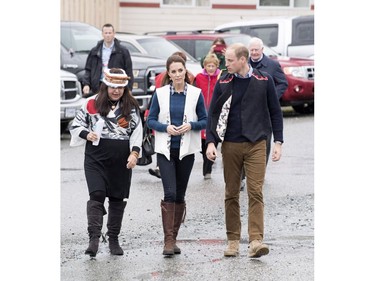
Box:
[292,103,314,114]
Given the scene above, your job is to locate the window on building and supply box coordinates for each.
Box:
[294,0,309,7]
[162,0,210,7]
[259,0,309,7]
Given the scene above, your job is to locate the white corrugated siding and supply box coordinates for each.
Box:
[119,7,313,34]
[60,0,313,34]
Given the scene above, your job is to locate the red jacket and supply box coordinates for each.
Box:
[194,69,220,139]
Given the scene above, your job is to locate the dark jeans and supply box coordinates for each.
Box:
[157,149,195,203]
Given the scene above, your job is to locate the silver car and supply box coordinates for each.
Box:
[115,33,202,76]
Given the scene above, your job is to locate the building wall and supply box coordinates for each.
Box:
[60,0,120,30]
[59,0,314,34]
[118,0,314,34]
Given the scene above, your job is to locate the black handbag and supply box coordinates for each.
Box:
[137,153,152,166]
[142,126,155,156]
[137,125,154,166]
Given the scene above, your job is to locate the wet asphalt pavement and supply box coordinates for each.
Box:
[60,110,314,281]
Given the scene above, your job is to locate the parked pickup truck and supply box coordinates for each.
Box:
[60,69,83,133]
[215,15,314,58]
[60,21,166,116]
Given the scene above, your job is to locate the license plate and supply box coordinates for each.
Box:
[65,108,76,118]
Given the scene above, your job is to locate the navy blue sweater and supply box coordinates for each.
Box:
[206,70,283,145]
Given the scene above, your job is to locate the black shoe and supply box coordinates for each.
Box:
[149,168,161,178]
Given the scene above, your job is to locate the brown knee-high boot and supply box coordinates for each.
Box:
[85,200,106,257]
[173,202,186,254]
[161,200,175,256]
[106,201,127,255]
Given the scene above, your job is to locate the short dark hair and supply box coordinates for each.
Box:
[102,23,114,32]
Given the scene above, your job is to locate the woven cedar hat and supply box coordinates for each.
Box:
[103,68,130,88]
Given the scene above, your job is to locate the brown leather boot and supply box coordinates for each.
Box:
[172,202,186,254]
[161,200,175,256]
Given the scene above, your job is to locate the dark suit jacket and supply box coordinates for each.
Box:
[82,38,134,94]
[249,55,288,99]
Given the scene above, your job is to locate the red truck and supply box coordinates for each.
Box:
[158,32,314,114]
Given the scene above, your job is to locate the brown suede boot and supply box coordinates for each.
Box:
[161,200,175,256]
[248,240,269,258]
[224,240,240,257]
[172,202,186,254]
[85,200,106,257]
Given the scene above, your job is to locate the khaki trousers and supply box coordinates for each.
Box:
[221,140,266,241]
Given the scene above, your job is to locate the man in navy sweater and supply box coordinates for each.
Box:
[205,43,283,258]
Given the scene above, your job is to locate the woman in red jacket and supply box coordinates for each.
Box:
[194,53,221,179]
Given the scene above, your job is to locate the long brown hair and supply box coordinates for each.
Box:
[212,37,226,46]
[95,83,139,118]
[161,55,191,86]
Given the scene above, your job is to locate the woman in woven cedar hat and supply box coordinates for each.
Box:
[70,68,143,257]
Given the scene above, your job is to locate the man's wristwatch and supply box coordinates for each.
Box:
[274,141,283,145]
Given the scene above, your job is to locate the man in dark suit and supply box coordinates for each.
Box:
[248,37,287,160]
[249,37,288,100]
[82,23,133,97]
[239,37,288,190]
[248,37,288,99]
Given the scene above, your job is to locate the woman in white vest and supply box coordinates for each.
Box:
[147,55,207,257]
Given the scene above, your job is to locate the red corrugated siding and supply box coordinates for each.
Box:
[212,4,256,9]
[120,2,159,8]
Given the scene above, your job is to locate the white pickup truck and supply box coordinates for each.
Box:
[215,15,314,58]
[60,69,84,133]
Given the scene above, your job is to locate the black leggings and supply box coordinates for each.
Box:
[89,190,123,203]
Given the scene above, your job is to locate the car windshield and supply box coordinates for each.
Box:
[222,35,252,46]
[262,45,279,57]
[137,38,196,62]
[61,23,102,52]
[224,35,280,57]
[219,35,280,58]
[119,41,142,54]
